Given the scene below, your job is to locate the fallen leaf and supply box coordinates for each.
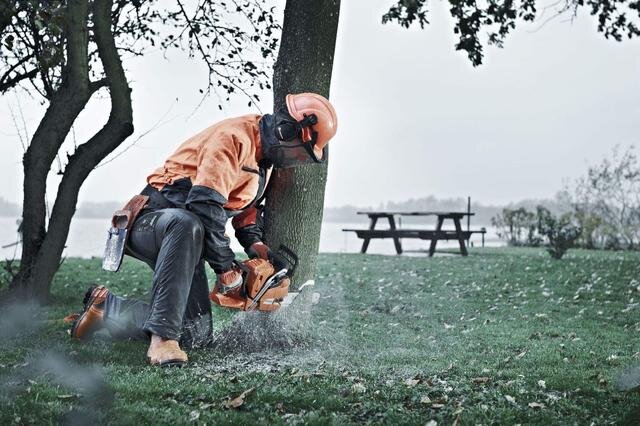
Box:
[351,383,366,394]
[472,377,490,384]
[404,378,420,387]
[425,421,437,426]
[431,403,445,409]
[420,395,431,404]
[505,395,516,404]
[516,351,527,360]
[442,363,454,373]
[528,402,545,409]
[223,387,254,409]
[189,410,200,422]
[537,380,546,389]
[57,394,80,400]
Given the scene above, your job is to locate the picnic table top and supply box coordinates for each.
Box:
[356,211,475,217]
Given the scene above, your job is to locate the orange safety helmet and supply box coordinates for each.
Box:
[285,93,338,160]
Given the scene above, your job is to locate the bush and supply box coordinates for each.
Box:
[537,206,582,259]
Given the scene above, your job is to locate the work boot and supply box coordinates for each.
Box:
[147,335,188,367]
[70,285,109,340]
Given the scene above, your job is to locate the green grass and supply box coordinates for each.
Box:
[2,248,640,424]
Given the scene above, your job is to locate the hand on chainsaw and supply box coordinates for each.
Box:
[215,266,243,295]
[247,242,272,261]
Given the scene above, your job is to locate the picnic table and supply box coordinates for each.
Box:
[343,211,486,257]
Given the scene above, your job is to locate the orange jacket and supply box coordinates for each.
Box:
[146,114,268,272]
[148,114,264,211]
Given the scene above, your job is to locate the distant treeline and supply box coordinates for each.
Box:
[0,198,121,219]
[0,196,570,223]
[323,195,570,225]
[0,197,19,217]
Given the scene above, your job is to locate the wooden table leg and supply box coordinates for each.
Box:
[388,215,403,254]
[361,216,378,253]
[428,216,444,257]
[453,217,469,256]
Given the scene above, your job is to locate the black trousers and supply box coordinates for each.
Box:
[102,208,213,348]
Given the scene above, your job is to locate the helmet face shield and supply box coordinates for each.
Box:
[259,108,328,169]
[269,136,325,169]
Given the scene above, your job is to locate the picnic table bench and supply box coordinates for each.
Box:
[343,211,486,256]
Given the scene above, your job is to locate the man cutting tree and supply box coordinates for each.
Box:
[67,93,337,367]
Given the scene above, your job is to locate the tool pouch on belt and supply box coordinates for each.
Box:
[102,194,149,272]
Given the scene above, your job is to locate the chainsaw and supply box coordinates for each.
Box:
[209,245,312,312]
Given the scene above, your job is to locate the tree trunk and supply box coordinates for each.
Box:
[8,0,133,303]
[10,0,92,301]
[264,0,341,286]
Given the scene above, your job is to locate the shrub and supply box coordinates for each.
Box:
[536,206,582,259]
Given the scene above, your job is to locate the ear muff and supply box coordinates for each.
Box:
[275,120,300,141]
[274,113,318,142]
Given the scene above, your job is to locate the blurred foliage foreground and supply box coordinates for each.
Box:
[1,248,640,424]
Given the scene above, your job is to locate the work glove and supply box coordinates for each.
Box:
[215,266,243,295]
[247,242,272,261]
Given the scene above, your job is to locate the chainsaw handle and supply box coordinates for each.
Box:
[272,245,298,278]
[232,259,250,275]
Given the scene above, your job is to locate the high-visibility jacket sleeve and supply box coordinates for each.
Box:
[186,186,234,273]
[186,135,244,273]
[232,206,264,251]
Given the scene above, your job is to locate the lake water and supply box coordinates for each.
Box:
[0,216,503,260]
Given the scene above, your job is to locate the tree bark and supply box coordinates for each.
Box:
[11,0,92,300]
[264,0,341,286]
[24,0,133,299]
[9,0,133,302]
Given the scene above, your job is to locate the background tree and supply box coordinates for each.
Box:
[573,145,640,250]
[384,0,640,66]
[263,0,341,286]
[1,0,279,302]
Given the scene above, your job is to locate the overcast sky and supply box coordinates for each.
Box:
[1,0,639,208]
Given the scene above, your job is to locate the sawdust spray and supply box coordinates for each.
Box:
[211,289,317,354]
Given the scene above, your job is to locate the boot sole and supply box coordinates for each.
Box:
[147,356,187,368]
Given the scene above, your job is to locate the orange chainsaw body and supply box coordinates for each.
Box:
[210,258,290,312]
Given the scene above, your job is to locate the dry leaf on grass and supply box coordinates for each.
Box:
[528,402,545,409]
[472,377,490,384]
[57,394,80,400]
[420,395,431,404]
[223,387,254,409]
[404,378,420,387]
[505,395,516,404]
[189,410,200,421]
[351,383,367,394]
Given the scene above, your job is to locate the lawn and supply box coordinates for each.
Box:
[1,248,640,425]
